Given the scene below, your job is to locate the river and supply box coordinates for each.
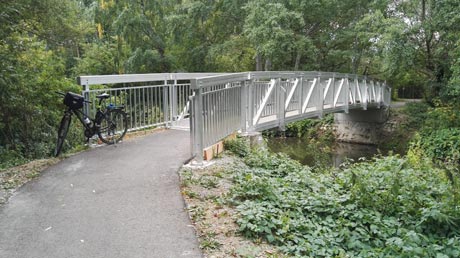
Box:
[267,137,383,167]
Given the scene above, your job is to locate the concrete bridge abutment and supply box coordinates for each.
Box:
[334,108,389,145]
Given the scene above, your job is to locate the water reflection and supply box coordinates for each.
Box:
[332,142,379,167]
[267,137,381,167]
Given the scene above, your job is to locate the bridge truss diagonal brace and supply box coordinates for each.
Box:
[355,78,362,104]
[371,80,377,102]
[284,78,300,110]
[363,78,368,110]
[323,78,333,101]
[302,78,317,113]
[349,79,355,105]
[333,78,345,107]
[345,78,350,113]
[253,79,277,126]
[277,79,286,131]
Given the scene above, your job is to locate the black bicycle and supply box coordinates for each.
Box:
[54,92,128,157]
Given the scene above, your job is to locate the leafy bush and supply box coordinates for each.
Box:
[229,150,460,257]
[405,101,460,174]
[401,102,430,129]
[263,114,334,140]
[422,106,460,132]
[409,129,460,177]
[224,137,251,157]
[0,34,83,168]
[284,114,334,138]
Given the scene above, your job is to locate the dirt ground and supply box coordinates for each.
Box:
[0,158,61,205]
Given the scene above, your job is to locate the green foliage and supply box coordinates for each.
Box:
[243,0,305,70]
[405,101,460,181]
[447,48,460,101]
[413,129,460,169]
[386,102,460,156]
[422,105,460,131]
[401,102,430,129]
[0,33,81,164]
[284,114,334,139]
[0,0,91,168]
[199,232,222,250]
[207,36,255,72]
[73,41,126,75]
[285,119,318,138]
[229,150,460,257]
[224,137,250,158]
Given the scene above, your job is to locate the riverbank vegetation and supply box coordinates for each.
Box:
[181,124,460,256]
[184,94,460,257]
[226,141,460,257]
[181,118,460,257]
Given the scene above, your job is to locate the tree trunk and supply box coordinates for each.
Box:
[294,51,301,71]
[264,58,272,71]
[76,44,80,58]
[255,54,263,71]
[421,0,434,73]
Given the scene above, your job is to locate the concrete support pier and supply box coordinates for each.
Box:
[334,108,389,145]
[240,131,266,149]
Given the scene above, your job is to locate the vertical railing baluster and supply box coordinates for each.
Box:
[318,74,324,117]
[363,77,368,110]
[192,79,204,163]
[163,82,169,127]
[345,75,350,113]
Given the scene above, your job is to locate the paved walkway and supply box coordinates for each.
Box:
[0,130,202,258]
[390,98,422,109]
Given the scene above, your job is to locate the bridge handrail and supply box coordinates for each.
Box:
[75,71,390,163]
[191,73,248,89]
[189,71,391,162]
[77,73,229,86]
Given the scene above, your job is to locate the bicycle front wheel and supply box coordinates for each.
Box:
[55,113,71,157]
[97,109,128,144]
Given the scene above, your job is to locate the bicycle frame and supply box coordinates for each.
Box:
[67,107,103,139]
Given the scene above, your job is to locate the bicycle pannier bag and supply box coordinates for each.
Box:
[64,92,84,109]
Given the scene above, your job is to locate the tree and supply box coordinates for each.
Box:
[0,0,87,163]
[377,0,460,99]
[243,0,305,71]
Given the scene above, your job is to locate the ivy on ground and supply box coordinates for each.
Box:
[226,141,460,257]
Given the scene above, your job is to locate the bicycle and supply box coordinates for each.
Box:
[54,91,128,157]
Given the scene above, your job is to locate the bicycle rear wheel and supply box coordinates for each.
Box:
[97,109,128,144]
[55,113,71,157]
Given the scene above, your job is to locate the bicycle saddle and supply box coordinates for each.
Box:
[96,93,110,99]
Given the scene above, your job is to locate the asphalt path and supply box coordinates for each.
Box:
[390,98,422,109]
[0,130,202,258]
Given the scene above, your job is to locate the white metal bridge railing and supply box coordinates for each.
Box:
[77,73,223,131]
[189,71,391,162]
[77,71,391,163]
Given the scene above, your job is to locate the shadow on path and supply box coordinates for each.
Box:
[0,130,201,258]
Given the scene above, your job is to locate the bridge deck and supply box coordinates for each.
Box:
[0,130,201,258]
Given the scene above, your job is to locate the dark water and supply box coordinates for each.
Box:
[267,137,381,167]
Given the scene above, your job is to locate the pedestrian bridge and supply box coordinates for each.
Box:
[78,71,391,162]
